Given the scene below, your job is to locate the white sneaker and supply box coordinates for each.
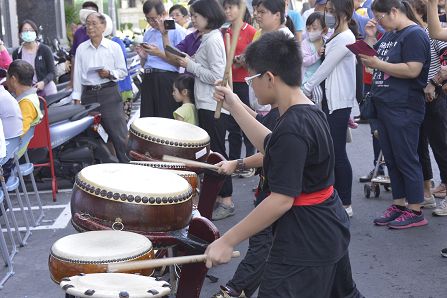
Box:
[421,195,436,209]
[433,199,447,216]
[345,205,353,217]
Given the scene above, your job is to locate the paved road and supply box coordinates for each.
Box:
[0,121,446,298]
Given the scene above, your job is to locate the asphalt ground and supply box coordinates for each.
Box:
[0,118,446,298]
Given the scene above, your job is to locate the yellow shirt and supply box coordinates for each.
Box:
[253,29,262,41]
[18,99,38,135]
[173,103,198,126]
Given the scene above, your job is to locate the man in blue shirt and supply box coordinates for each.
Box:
[136,0,186,118]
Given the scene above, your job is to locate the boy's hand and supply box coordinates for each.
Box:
[215,160,238,175]
[213,81,240,111]
[205,237,234,269]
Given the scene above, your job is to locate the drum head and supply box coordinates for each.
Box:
[76,164,192,205]
[61,273,171,298]
[130,117,210,147]
[51,231,152,263]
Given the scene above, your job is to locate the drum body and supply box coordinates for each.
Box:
[49,231,155,284]
[71,164,193,233]
[131,161,198,194]
[61,273,171,298]
[128,117,210,162]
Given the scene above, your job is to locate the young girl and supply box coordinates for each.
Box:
[172,74,198,126]
[302,12,327,106]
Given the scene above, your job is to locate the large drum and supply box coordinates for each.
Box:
[71,163,193,233]
[61,273,171,298]
[131,161,198,195]
[49,231,154,284]
[128,117,210,162]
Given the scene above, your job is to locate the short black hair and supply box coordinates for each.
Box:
[174,74,195,103]
[19,19,38,34]
[245,31,302,87]
[258,0,286,24]
[169,4,189,17]
[143,0,165,15]
[252,0,261,7]
[8,59,35,86]
[191,0,226,30]
[306,11,326,28]
[223,0,253,24]
[82,1,99,11]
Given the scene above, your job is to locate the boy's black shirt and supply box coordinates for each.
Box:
[262,104,350,266]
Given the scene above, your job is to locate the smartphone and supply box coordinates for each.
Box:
[164,19,176,30]
[165,45,186,58]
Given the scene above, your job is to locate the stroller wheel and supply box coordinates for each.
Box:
[364,184,371,198]
[374,184,380,198]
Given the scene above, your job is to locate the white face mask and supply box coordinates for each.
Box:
[308,30,322,42]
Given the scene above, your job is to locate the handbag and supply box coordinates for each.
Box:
[360,92,377,119]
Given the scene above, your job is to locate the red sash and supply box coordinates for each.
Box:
[293,185,334,206]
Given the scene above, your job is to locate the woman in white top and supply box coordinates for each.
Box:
[303,0,357,216]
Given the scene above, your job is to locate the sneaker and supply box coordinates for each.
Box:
[432,183,446,198]
[441,248,447,258]
[345,205,353,217]
[212,203,235,221]
[420,195,436,209]
[373,205,403,226]
[388,210,428,229]
[212,286,246,298]
[359,169,385,183]
[433,199,447,216]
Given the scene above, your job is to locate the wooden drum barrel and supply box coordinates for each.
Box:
[128,117,210,162]
[71,163,193,233]
[49,231,155,284]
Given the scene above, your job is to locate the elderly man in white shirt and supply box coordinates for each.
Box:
[72,12,129,162]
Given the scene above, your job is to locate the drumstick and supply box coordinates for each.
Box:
[214,2,247,119]
[162,155,220,172]
[225,32,233,91]
[107,251,241,272]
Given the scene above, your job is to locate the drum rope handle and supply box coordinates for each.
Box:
[108,251,240,272]
[112,218,124,231]
[78,213,91,221]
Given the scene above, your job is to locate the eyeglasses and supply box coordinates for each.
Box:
[374,14,385,22]
[244,73,263,86]
[145,16,159,23]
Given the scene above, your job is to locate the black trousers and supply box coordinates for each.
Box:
[227,82,255,160]
[198,109,233,197]
[258,253,363,298]
[140,72,180,118]
[418,93,447,183]
[82,85,129,163]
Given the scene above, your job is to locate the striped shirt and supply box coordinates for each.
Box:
[425,27,447,82]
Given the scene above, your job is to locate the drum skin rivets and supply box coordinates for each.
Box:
[61,277,71,282]
[112,218,124,231]
[119,291,130,298]
[148,289,159,295]
[62,284,74,290]
[162,283,171,288]
[84,289,95,296]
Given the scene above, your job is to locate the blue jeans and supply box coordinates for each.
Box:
[375,102,424,204]
[323,106,353,206]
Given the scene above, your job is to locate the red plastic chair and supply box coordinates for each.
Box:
[28,97,58,201]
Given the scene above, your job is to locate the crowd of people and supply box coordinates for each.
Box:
[1,0,447,297]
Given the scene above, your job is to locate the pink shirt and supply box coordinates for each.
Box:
[0,49,12,69]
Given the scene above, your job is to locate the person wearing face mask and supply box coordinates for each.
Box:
[302,12,327,106]
[303,0,358,217]
[12,20,57,97]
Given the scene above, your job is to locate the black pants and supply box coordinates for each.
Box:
[227,82,255,160]
[258,253,363,298]
[418,94,447,183]
[82,85,129,163]
[140,72,180,118]
[198,109,233,197]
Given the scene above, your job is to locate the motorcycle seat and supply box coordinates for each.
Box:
[48,105,85,124]
[46,90,72,107]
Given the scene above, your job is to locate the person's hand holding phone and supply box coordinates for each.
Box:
[142,43,163,57]
[97,69,111,79]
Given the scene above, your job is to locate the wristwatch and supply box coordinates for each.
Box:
[236,159,245,171]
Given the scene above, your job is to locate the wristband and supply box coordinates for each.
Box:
[236,159,245,171]
[430,78,442,87]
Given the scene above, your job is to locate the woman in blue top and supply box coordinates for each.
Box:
[360,0,431,229]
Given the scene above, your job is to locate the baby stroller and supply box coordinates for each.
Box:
[364,150,392,198]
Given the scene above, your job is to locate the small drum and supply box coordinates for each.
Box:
[49,231,154,284]
[131,161,198,194]
[128,117,210,162]
[71,163,193,233]
[60,273,171,298]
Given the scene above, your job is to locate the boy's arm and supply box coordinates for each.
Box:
[19,100,37,135]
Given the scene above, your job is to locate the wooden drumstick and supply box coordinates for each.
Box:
[107,251,241,272]
[162,155,220,172]
[214,2,247,119]
[225,32,233,91]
